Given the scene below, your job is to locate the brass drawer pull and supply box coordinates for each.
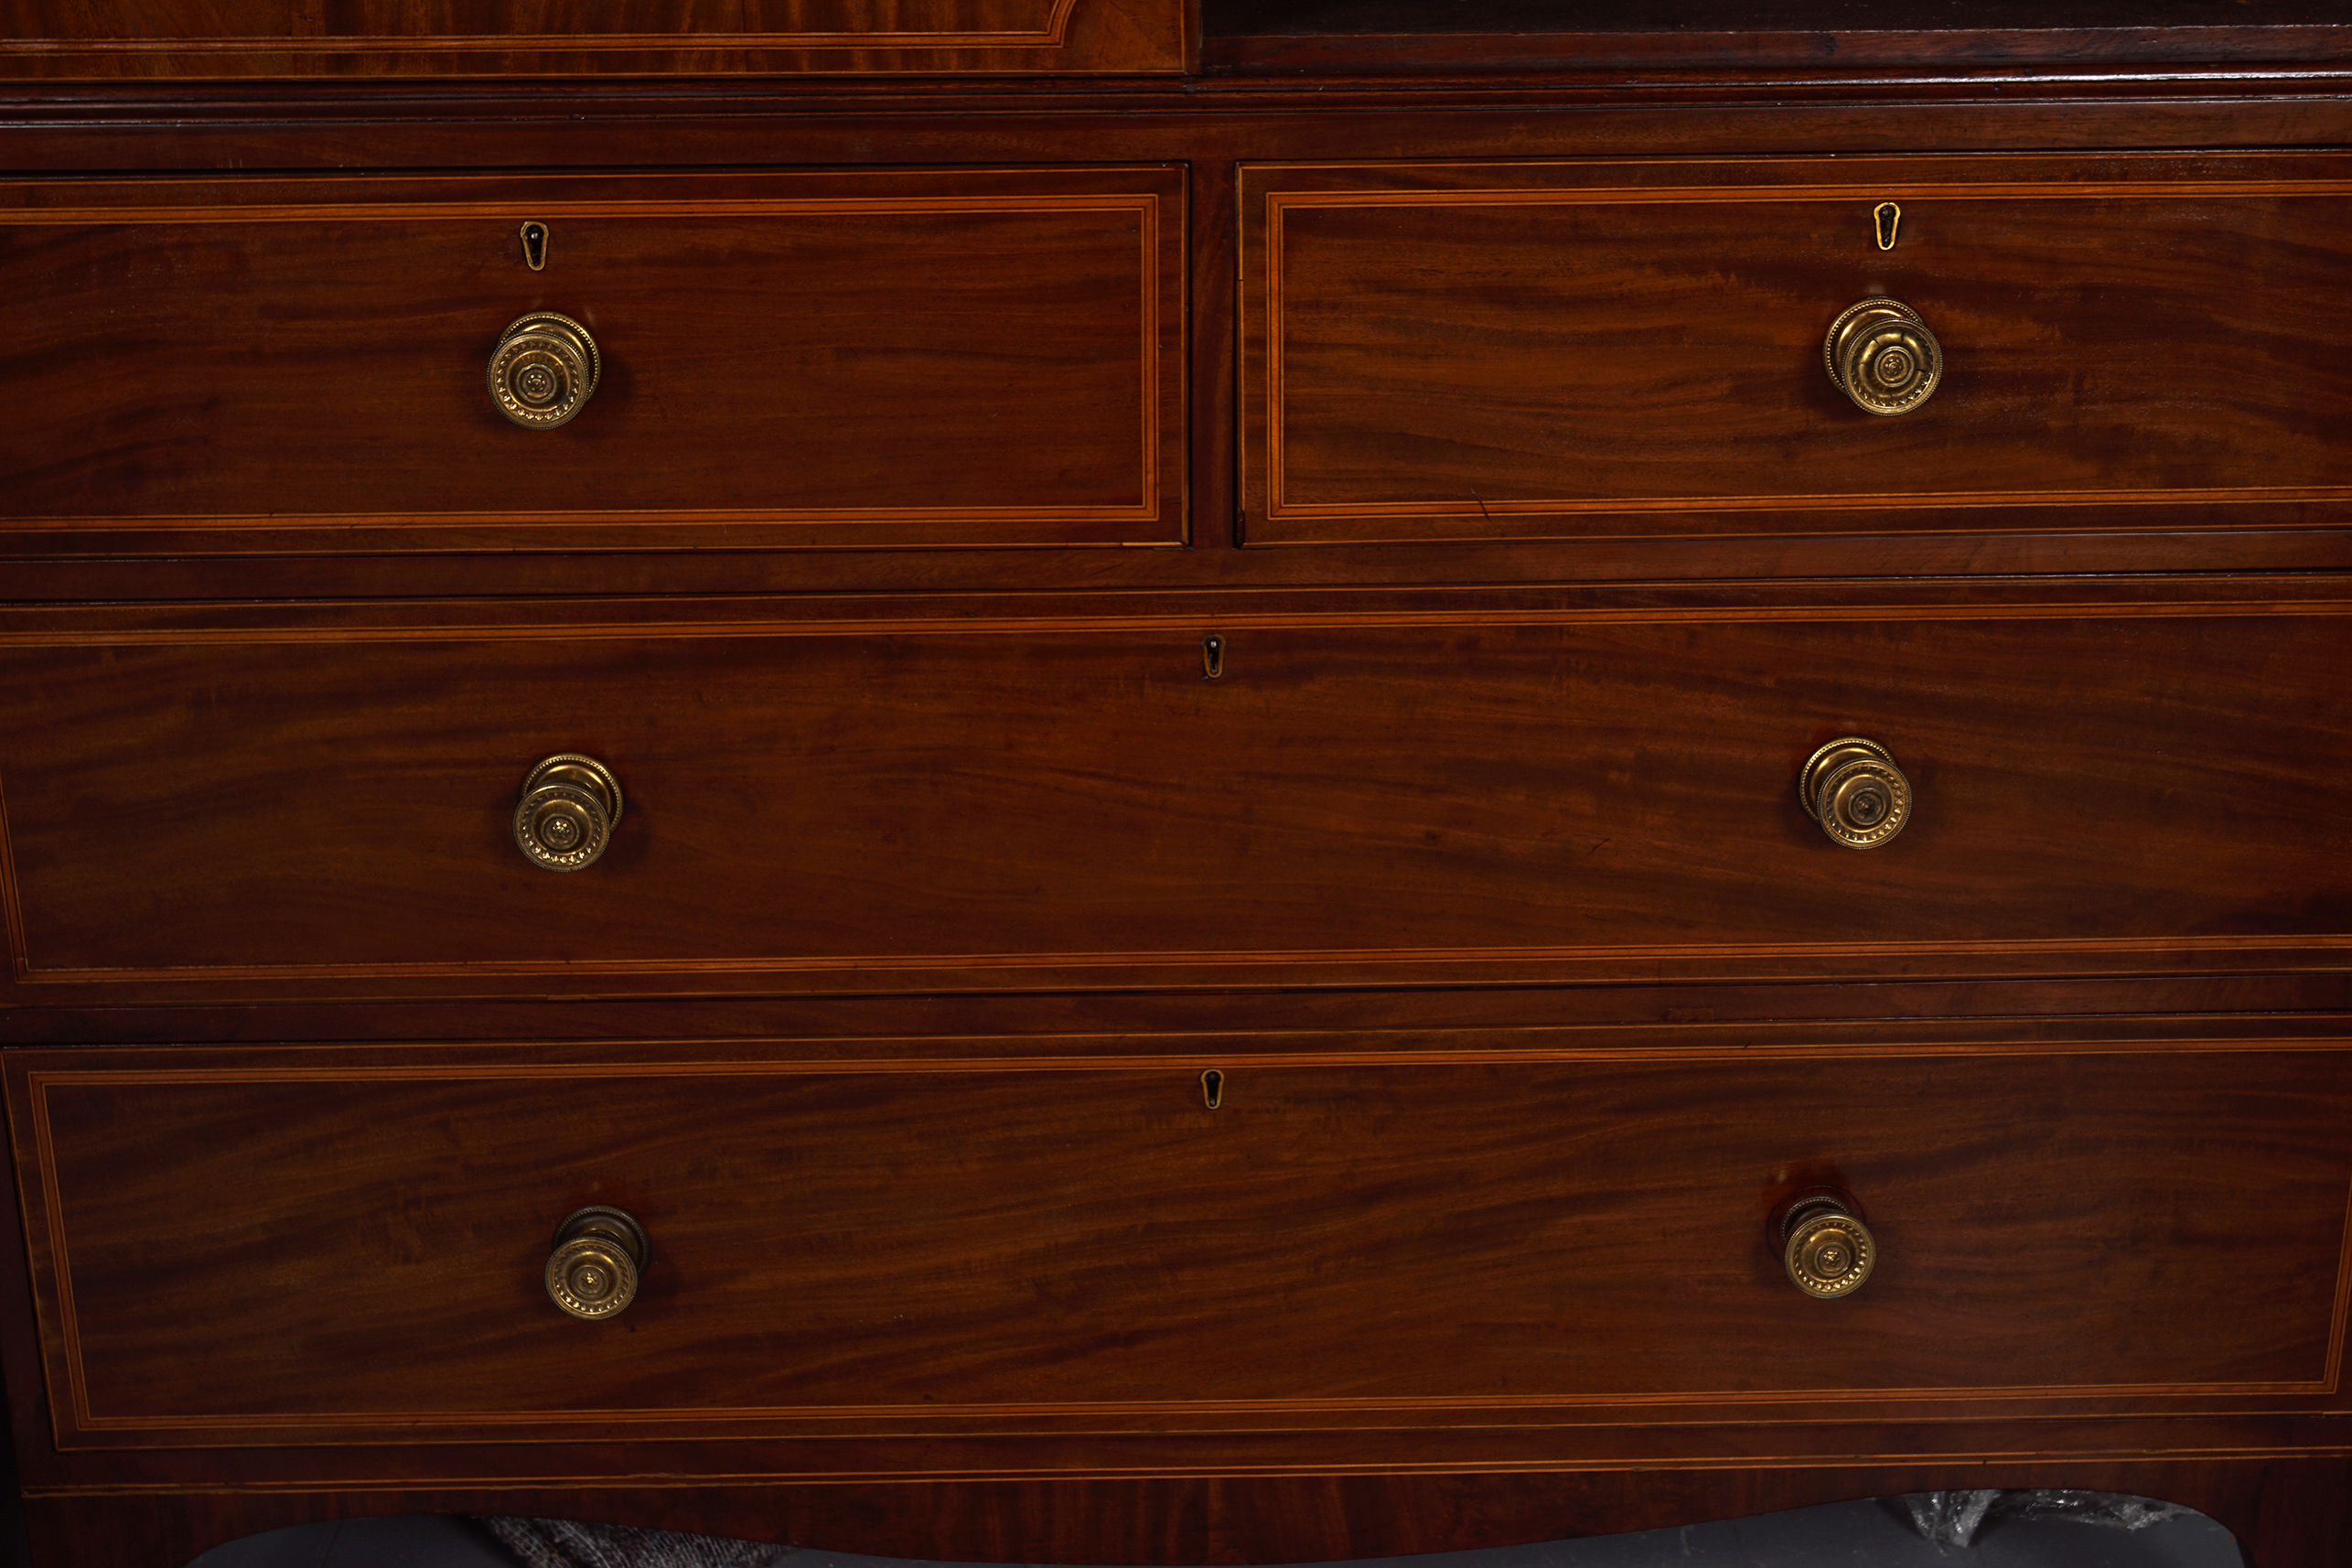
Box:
[1799,736,1910,849]
[1825,297,1941,415]
[1774,1189,1876,1300]
[489,312,599,428]
[546,1205,649,1320]
[513,753,623,872]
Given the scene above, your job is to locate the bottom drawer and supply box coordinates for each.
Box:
[10,1036,2349,1449]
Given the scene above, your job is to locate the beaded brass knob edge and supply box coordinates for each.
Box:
[1775,1191,1876,1301]
[1799,736,1910,849]
[490,312,600,429]
[1825,297,1941,416]
[513,753,623,872]
[546,1205,649,1320]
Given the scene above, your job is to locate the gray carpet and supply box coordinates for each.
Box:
[182,1494,2246,1568]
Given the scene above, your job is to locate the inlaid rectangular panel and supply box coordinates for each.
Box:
[11,1039,2349,1447]
[0,169,1185,554]
[0,598,2347,1000]
[0,0,1186,76]
[1240,154,2352,544]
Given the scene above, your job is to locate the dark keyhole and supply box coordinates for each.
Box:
[1874,202,1901,252]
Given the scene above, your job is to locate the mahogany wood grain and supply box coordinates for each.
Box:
[0,169,1186,554]
[8,1038,2348,1449]
[0,91,2347,577]
[1241,154,2352,546]
[0,24,2347,1568]
[0,0,1187,77]
[1,599,2345,1001]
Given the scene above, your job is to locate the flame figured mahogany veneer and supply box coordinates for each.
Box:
[10,1040,2351,1447]
[1,4,2351,1565]
[0,604,2346,999]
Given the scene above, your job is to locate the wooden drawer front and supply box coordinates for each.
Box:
[1,602,2346,1000]
[1240,156,2352,545]
[0,171,1184,555]
[12,1040,2349,1449]
[0,0,1185,76]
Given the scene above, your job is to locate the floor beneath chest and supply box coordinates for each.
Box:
[180,1498,2245,1568]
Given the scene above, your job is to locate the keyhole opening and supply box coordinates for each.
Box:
[1200,1069,1223,1110]
[521,221,550,271]
[1873,202,1901,252]
[1202,634,1225,681]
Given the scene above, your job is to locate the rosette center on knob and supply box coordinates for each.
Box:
[1824,297,1942,416]
[545,1205,650,1321]
[489,312,600,429]
[1770,1188,1877,1301]
[512,754,624,871]
[1799,736,1912,850]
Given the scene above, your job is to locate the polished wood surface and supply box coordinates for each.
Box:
[2,598,2344,1000]
[1242,155,2352,545]
[0,170,1185,554]
[11,1036,2348,1447]
[3,9,2350,1565]
[0,0,1187,76]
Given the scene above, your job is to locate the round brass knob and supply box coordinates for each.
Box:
[489,312,599,428]
[1799,736,1910,849]
[546,1205,649,1320]
[513,753,623,872]
[1774,1189,1876,1301]
[1825,297,1941,415]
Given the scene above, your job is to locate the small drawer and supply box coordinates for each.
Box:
[0,168,1187,555]
[11,1036,2349,1448]
[0,596,2344,1002]
[0,0,1186,77]
[1240,154,2352,545]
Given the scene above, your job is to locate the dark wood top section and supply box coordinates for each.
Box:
[1204,0,2352,71]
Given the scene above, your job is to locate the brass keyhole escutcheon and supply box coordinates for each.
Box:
[489,311,599,428]
[519,220,550,271]
[513,754,624,871]
[1824,297,1941,415]
[1798,736,1911,850]
[546,1205,650,1320]
[1771,1188,1876,1301]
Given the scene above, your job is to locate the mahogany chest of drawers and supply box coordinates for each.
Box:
[1,3,2348,1563]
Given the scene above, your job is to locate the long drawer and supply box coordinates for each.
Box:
[11,1035,2348,1449]
[1240,154,2352,545]
[0,169,1187,555]
[0,0,1187,76]
[0,597,2344,1001]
